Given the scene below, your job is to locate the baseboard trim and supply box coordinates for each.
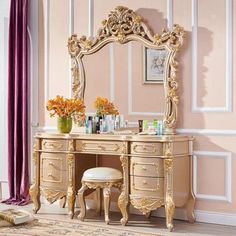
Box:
[86,199,236,226]
[194,210,236,226]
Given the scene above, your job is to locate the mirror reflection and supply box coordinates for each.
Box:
[83,42,166,124]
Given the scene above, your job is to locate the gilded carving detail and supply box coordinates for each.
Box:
[42,140,63,150]
[41,188,66,204]
[165,195,175,231]
[120,155,128,169]
[164,159,173,173]
[68,140,74,152]
[68,6,184,134]
[130,197,163,214]
[82,181,122,190]
[118,186,129,226]
[98,6,149,41]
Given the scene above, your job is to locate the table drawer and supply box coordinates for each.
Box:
[40,153,67,171]
[130,157,164,177]
[40,168,68,190]
[130,176,164,197]
[76,140,125,154]
[42,139,68,151]
[130,142,163,156]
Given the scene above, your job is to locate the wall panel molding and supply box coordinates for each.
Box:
[177,128,236,136]
[109,44,115,101]
[191,0,233,112]
[68,0,74,97]
[167,0,173,29]
[193,151,232,203]
[44,0,50,104]
[88,0,94,37]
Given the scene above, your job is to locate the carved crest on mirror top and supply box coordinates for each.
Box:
[68,6,184,135]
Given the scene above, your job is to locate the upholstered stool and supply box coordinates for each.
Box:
[78,167,122,224]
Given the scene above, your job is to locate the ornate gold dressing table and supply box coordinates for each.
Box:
[29,133,195,231]
[30,6,196,231]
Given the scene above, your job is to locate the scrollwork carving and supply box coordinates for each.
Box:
[40,188,66,204]
[68,6,184,134]
[130,196,164,214]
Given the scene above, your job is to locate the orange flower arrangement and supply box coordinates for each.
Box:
[46,95,86,120]
[94,96,119,116]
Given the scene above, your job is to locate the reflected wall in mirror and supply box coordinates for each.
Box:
[68,6,184,135]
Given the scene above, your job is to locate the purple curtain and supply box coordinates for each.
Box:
[3,0,30,205]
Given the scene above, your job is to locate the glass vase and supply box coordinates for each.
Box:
[57,117,72,133]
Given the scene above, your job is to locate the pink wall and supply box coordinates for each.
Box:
[38,0,236,222]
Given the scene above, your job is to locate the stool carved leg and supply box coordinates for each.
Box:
[78,184,88,221]
[95,188,101,215]
[103,187,111,224]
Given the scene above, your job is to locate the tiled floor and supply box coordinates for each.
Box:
[0,203,235,236]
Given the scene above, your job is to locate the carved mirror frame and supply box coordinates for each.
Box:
[68,6,184,135]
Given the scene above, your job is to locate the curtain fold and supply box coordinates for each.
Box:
[3,0,30,205]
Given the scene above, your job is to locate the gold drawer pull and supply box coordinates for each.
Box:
[133,144,157,153]
[48,162,53,166]
[48,173,53,177]
[142,180,147,185]
[97,144,105,150]
[43,141,63,149]
[142,166,147,170]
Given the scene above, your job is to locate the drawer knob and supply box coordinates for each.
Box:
[98,144,105,150]
[142,166,147,170]
[48,173,53,177]
[48,162,53,166]
[142,180,147,185]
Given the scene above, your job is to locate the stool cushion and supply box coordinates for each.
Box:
[82,167,122,182]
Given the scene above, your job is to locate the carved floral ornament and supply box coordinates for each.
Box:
[68,6,185,135]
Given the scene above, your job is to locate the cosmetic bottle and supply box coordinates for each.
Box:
[86,116,93,134]
[143,120,148,132]
[138,120,143,132]
[115,115,120,130]
[157,120,163,135]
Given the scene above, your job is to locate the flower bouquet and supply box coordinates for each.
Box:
[46,95,85,133]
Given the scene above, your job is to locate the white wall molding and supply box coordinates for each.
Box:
[128,43,164,116]
[38,126,57,132]
[194,210,236,226]
[177,128,236,136]
[191,0,233,112]
[28,0,39,182]
[225,0,233,112]
[44,0,49,104]
[88,0,94,37]
[193,151,232,203]
[109,44,115,102]
[68,0,74,97]
[0,0,10,186]
[167,0,173,30]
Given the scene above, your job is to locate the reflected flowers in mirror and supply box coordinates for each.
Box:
[94,96,119,116]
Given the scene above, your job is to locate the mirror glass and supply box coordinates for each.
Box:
[82,41,166,124]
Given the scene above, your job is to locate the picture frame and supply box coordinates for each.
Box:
[143,47,167,84]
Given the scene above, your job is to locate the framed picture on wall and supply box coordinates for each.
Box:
[143,47,167,84]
